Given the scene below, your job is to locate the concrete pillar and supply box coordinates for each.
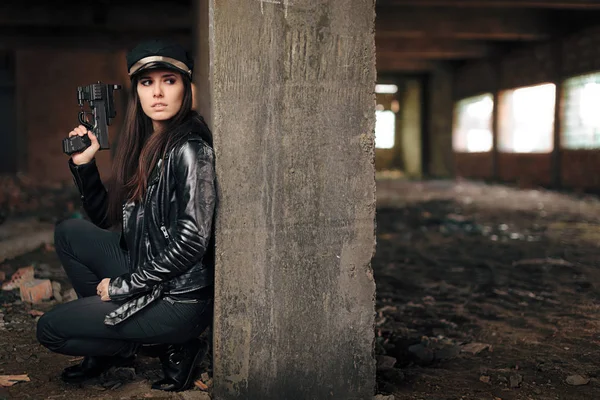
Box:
[551,39,563,189]
[427,64,454,177]
[196,1,376,399]
[401,79,422,178]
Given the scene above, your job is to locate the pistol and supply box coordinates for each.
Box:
[62,82,122,156]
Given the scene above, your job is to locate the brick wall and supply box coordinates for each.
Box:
[455,152,493,180]
[561,150,600,189]
[454,60,496,99]
[499,42,556,90]
[16,49,129,183]
[562,26,600,77]
[453,25,600,190]
[497,153,552,187]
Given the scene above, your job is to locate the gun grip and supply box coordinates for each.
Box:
[62,135,92,156]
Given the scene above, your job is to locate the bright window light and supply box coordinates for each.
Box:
[563,72,600,149]
[498,83,555,153]
[375,84,398,94]
[375,110,395,149]
[453,94,493,152]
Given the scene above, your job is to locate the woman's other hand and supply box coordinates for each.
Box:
[69,125,100,165]
[97,278,111,302]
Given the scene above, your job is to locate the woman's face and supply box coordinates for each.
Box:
[136,69,185,131]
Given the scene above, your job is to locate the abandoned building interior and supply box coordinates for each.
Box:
[0,1,599,399]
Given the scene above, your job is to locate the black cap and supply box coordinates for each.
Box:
[126,40,194,78]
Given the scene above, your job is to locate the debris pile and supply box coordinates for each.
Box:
[1,264,74,307]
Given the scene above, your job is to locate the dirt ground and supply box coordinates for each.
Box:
[374,179,600,400]
[1,179,600,399]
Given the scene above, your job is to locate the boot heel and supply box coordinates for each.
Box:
[151,338,207,392]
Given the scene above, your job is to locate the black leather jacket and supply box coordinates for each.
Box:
[68,120,216,325]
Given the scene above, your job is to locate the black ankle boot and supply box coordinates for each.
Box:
[139,343,169,358]
[61,355,135,383]
[151,338,206,392]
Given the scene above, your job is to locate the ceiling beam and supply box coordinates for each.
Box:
[377,38,491,59]
[0,27,191,50]
[376,58,438,73]
[379,0,600,9]
[376,7,552,41]
[0,3,191,28]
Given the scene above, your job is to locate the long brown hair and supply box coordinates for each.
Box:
[106,71,196,227]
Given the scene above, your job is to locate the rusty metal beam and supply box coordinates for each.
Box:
[379,0,600,9]
[376,7,552,41]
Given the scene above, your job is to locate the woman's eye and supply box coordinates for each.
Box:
[165,78,176,84]
[140,80,152,86]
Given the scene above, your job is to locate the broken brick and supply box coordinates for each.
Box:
[194,379,208,390]
[19,279,52,303]
[2,266,34,291]
[28,310,44,317]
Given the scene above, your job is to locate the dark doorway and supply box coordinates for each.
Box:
[0,52,16,173]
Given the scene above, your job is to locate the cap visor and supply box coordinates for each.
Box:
[131,61,189,77]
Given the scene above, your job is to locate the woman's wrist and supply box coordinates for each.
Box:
[71,157,95,166]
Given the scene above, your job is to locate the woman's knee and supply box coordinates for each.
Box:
[54,218,88,253]
[36,312,61,350]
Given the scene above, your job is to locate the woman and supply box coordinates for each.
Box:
[36,40,216,392]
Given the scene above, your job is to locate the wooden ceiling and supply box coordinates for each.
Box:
[376,0,600,73]
[2,0,600,74]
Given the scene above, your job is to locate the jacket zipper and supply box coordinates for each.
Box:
[122,203,128,230]
[160,225,170,240]
[167,285,205,295]
[157,157,170,242]
[73,169,85,201]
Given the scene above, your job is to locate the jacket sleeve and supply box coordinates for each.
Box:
[69,158,111,229]
[108,140,216,300]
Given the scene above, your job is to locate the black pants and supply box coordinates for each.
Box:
[36,218,212,357]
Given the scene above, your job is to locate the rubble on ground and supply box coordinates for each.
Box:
[373,181,600,399]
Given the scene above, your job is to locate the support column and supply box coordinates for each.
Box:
[401,78,422,178]
[196,1,377,399]
[491,58,501,181]
[427,64,454,177]
[551,39,563,189]
[491,91,500,180]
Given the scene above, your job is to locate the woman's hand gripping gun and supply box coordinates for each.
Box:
[62,82,121,156]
